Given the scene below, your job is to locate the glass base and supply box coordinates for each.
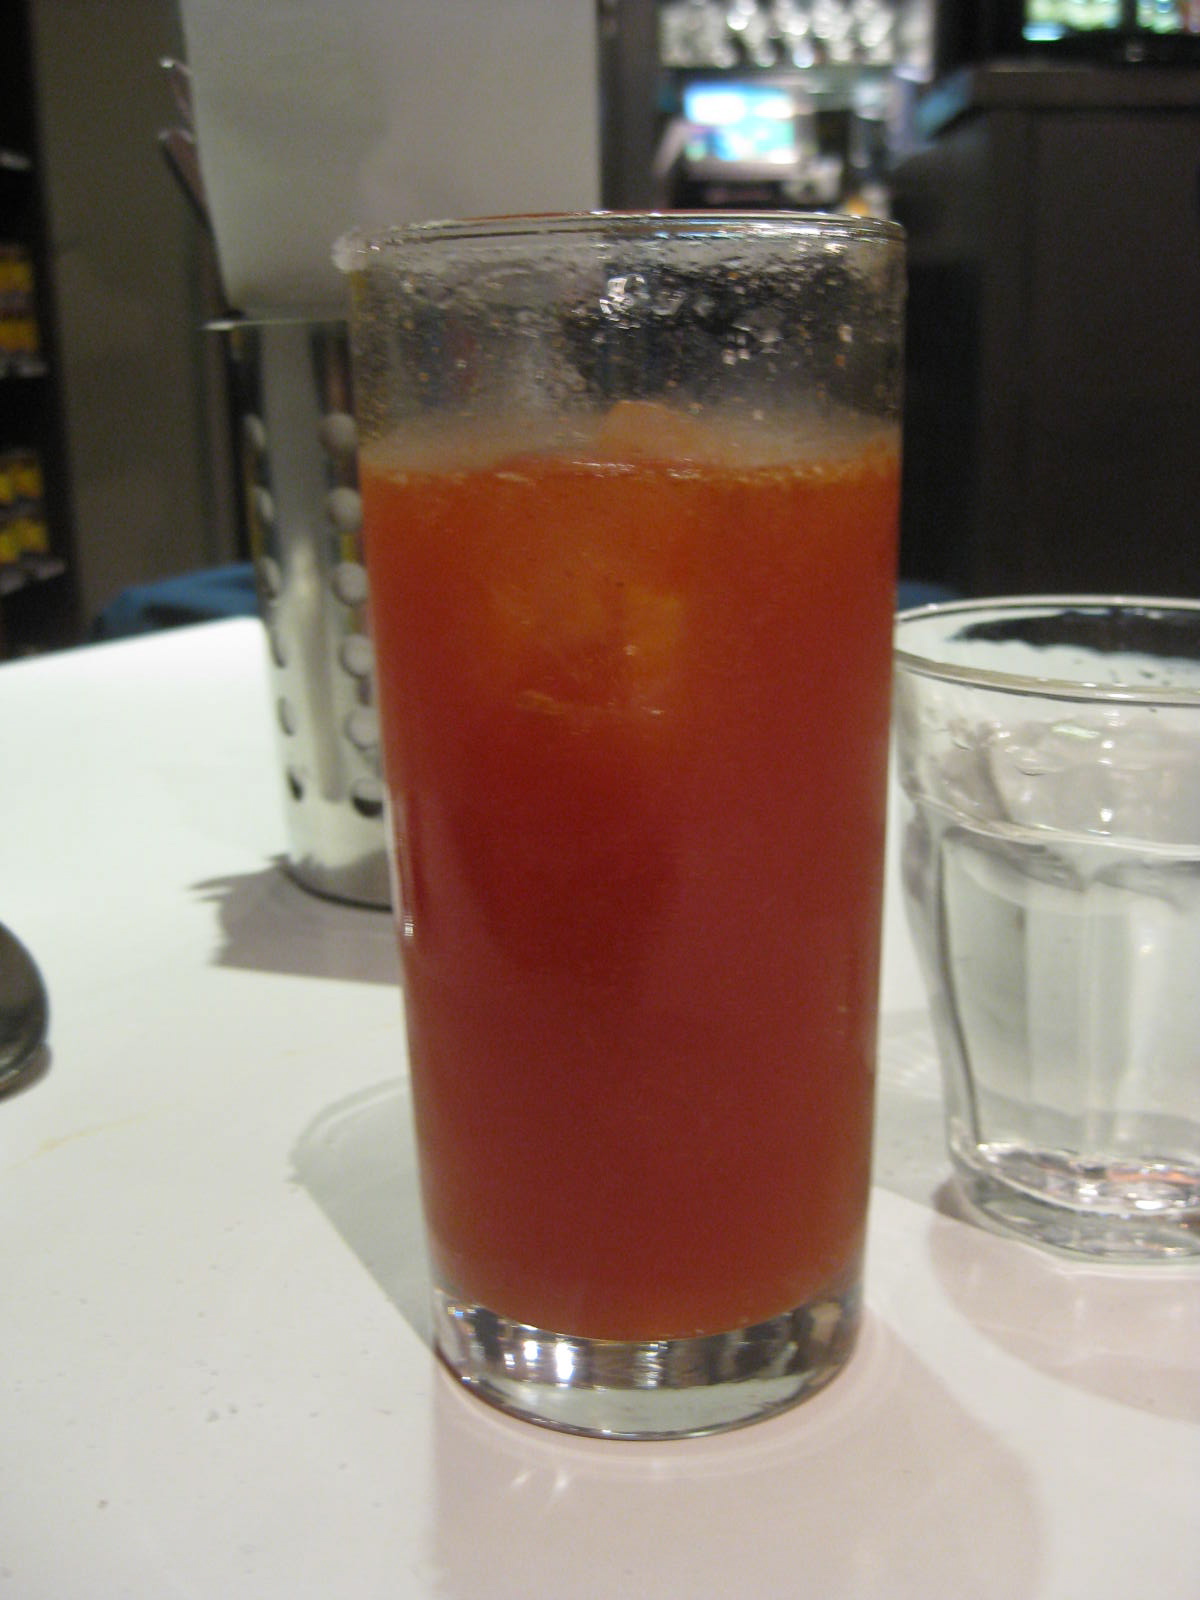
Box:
[951,1153,1200,1263]
[432,1276,862,1440]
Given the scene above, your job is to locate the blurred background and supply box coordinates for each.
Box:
[2,0,1198,656]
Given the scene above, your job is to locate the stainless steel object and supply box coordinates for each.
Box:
[218,317,390,909]
[157,126,211,232]
[158,56,197,132]
[0,922,48,1093]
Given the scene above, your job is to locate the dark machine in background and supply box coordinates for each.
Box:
[599,0,913,216]
[602,2,1200,599]
[892,0,1200,596]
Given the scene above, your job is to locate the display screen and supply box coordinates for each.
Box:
[681,83,798,168]
[1023,0,1200,48]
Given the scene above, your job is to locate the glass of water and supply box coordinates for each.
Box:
[894,596,1200,1261]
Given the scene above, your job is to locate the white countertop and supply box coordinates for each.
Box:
[1,618,1196,1599]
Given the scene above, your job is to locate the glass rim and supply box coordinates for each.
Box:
[333,209,904,273]
[893,594,1200,707]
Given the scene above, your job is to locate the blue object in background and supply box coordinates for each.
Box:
[896,580,959,611]
[91,565,259,640]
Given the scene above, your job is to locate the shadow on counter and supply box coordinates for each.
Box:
[290,1071,1044,1600]
[928,1190,1200,1427]
[191,860,398,986]
[875,1006,1200,1425]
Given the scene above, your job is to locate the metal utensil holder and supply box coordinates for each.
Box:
[217,316,391,909]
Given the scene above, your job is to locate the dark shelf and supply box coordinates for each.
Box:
[0,554,64,598]
[0,1,81,655]
[1,356,49,381]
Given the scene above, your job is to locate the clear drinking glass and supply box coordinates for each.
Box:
[894,596,1200,1261]
[336,213,905,1436]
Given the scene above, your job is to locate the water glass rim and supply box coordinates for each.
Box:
[334,209,904,272]
[894,594,1200,706]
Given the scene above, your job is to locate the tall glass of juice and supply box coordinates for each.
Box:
[335,214,904,1438]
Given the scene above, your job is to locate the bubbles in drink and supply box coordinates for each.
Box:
[363,400,897,724]
[361,397,897,476]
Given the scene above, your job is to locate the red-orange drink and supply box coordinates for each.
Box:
[339,210,905,1436]
[362,402,899,1343]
